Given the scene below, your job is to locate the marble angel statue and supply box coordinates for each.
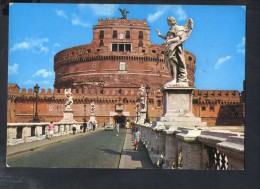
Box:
[156,17,194,87]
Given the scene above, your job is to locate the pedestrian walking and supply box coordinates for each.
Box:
[115,123,120,136]
[83,120,87,133]
[93,121,96,131]
[89,121,93,131]
[134,127,141,151]
[87,121,90,132]
[48,121,55,140]
[131,124,136,140]
[72,126,76,135]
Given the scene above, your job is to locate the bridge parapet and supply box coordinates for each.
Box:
[135,123,244,170]
[7,122,83,146]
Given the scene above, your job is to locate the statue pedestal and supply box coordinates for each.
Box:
[163,86,194,118]
[60,109,75,123]
[137,110,147,125]
[89,113,96,122]
[154,86,206,129]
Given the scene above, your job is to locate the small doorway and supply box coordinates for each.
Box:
[114,115,126,128]
[17,127,23,139]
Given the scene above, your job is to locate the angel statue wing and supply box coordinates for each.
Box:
[180,18,194,43]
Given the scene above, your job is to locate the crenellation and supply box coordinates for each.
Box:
[47,88,52,94]
[40,88,45,94]
[21,88,26,94]
[28,88,33,94]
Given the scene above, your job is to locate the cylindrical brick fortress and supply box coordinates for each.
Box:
[54,18,196,91]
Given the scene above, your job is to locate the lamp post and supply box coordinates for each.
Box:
[144,85,150,124]
[33,84,40,122]
[84,104,86,121]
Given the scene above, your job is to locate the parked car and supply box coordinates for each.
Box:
[104,124,114,131]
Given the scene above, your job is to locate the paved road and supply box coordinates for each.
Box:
[8,129,127,168]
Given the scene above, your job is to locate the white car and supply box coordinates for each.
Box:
[104,124,114,131]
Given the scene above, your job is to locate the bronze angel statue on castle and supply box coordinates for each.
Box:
[156,17,194,87]
[119,8,129,19]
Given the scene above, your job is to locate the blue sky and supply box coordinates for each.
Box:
[8,4,245,91]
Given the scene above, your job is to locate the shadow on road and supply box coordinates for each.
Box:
[97,148,121,155]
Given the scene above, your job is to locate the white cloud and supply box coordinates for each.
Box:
[79,4,119,17]
[71,15,90,28]
[147,5,187,23]
[55,9,68,19]
[42,81,50,84]
[10,38,49,55]
[78,4,88,10]
[10,42,30,51]
[8,63,19,74]
[214,56,232,69]
[174,6,187,21]
[237,37,245,55]
[53,43,61,47]
[33,69,53,78]
[148,10,164,23]
[24,80,35,85]
[147,6,170,23]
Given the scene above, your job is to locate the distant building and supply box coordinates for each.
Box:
[7,16,245,126]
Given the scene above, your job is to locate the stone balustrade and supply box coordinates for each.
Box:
[7,122,83,146]
[135,123,244,170]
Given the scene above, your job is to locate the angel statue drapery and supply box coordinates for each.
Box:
[156,17,194,87]
[64,88,73,110]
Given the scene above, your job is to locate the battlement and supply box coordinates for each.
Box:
[9,84,241,101]
[193,90,241,99]
[96,18,147,27]
[8,84,141,97]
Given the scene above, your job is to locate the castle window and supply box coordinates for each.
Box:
[126,31,130,39]
[161,51,164,54]
[119,44,124,51]
[99,30,104,39]
[210,106,215,112]
[112,44,117,51]
[99,40,104,46]
[113,30,117,39]
[157,100,162,107]
[139,31,143,39]
[188,56,193,61]
[125,44,131,52]
[139,41,143,47]
[112,43,132,52]
[152,50,156,53]
[118,89,122,95]
[202,106,206,111]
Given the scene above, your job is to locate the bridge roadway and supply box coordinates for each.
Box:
[7,128,156,169]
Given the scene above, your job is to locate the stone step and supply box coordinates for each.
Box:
[154,121,207,127]
[158,116,202,122]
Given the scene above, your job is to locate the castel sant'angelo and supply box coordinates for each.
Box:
[8,10,245,126]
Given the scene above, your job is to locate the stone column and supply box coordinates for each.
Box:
[148,128,165,166]
[177,129,203,169]
[35,126,42,136]
[162,127,179,169]
[7,127,16,140]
